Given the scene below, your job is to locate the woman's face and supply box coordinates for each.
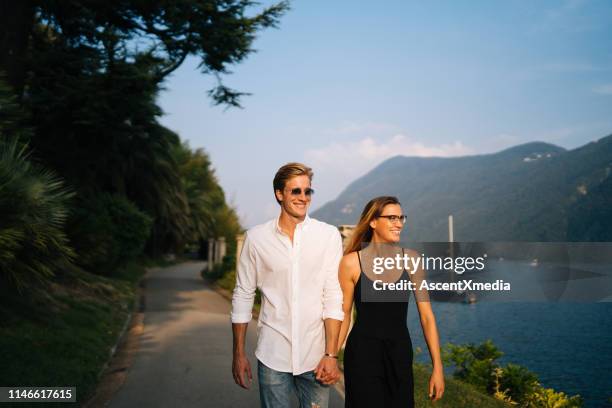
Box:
[369,203,405,243]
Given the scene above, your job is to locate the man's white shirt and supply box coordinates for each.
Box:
[231,215,344,375]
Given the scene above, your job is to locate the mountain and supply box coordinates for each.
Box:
[312,135,612,241]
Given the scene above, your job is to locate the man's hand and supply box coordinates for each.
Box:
[314,356,340,385]
[232,353,253,389]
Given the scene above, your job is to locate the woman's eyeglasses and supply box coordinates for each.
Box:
[289,187,315,197]
[377,215,407,224]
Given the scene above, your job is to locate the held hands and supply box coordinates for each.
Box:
[232,353,253,389]
[314,355,340,385]
[428,366,445,402]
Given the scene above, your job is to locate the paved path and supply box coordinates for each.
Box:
[108,261,345,407]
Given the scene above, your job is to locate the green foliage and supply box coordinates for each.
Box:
[215,268,237,293]
[204,254,237,281]
[175,141,242,256]
[0,76,30,146]
[443,339,503,393]
[410,364,510,408]
[0,261,144,402]
[499,363,539,404]
[25,30,192,256]
[568,174,612,241]
[443,340,582,407]
[175,142,214,240]
[492,367,517,405]
[2,1,289,106]
[0,139,75,292]
[523,386,583,408]
[2,1,274,258]
[0,2,262,401]
[67,194,152,275]
[175,141,227,241]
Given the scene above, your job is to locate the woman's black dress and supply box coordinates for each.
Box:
[343,252,414,408]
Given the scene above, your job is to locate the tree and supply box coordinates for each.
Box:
[0,0,271,257]
[0,0,289,106]
[568,176,612,241]
[174,141,242,254]
[0,139,75,292]
[0,78,75,291]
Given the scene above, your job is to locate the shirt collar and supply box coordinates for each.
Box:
[275,214,311,234]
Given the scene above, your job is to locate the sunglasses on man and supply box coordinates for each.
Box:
[287,187,315,197]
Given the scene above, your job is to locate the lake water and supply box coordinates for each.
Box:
[407,300,612,407]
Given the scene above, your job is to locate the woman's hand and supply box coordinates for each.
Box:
[428,366,445,402]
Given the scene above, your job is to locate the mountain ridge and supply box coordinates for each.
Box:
[312,134,612,241]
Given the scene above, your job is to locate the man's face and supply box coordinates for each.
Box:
[275,175,312,219]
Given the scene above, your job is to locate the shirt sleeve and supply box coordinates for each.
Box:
[322,229,345,321]
[231,232,257,323]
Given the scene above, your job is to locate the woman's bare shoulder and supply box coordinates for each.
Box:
[340,251,361,281]
[341,251,360,267]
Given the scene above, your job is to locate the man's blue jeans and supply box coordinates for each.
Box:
[257,360,330,408]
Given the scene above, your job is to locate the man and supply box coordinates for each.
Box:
[231,162,344,408]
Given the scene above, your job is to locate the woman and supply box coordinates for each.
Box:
[337,196,444,407]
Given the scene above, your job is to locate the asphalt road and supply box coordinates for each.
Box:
[108,261,345,407]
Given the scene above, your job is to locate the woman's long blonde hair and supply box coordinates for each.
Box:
[344,196,401,255]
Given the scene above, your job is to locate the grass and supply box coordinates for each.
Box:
[215,268,237,293]
[0,261,148,407]
[412,363,509,407]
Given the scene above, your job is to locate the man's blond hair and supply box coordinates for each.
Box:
[273,162,313,204]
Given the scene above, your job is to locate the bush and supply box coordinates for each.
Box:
[203,253,236,281]
[67,193,152,275]
[443,339,503,393]
[499,363,539,404]
[0,139,75,292]
[524,385,583,408]
[444,340,582,407]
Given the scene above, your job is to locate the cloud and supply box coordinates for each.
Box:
[593,84,612,95]
[306,122,474,184]
[306,134,471,170]
[305,134,472,207]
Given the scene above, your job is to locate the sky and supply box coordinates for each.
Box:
[158,0,612,228]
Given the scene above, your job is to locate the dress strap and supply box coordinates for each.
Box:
[356,250,364,273]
